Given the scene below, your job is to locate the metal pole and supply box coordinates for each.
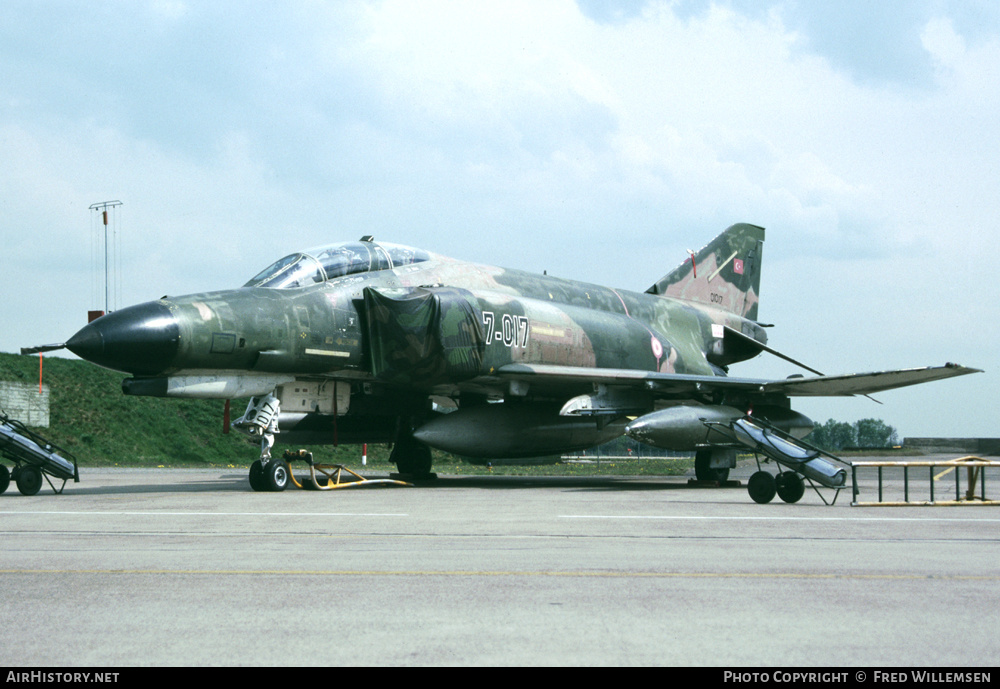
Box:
[89,201,122,314]
[104,214,109,313]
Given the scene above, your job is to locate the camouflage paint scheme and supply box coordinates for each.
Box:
[63,223,979,472]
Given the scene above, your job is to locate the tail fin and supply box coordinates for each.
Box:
[646,223,765,321]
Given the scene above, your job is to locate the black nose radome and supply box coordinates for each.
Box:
[66,301,180,376]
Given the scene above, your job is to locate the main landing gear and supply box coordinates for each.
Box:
[694,449,732,483]
[389,422,435,481]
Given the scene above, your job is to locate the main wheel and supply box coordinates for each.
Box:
[391,434,434,479]
[16,465,43,496]
[747,470,776,504]
[249,460,266,492]
[775,471,805,504]
[0,464,10,495]
[694,450,730,483]
[264,459,289,492]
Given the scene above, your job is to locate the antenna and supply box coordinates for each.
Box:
[89,200,123,318]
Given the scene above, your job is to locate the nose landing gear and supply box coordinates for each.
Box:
[234,392,288,492]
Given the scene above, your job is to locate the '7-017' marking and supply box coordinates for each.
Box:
[482,311,529,348]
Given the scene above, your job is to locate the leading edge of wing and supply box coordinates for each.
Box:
[494,363,982,398]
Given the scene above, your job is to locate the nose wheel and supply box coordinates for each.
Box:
[249,458,290,492]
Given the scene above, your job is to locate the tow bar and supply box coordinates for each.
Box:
[282,450,412,490]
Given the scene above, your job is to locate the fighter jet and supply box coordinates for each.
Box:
[35,223,979,499]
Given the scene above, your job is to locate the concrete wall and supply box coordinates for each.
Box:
[0,381,50,427]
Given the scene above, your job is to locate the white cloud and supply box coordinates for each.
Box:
[148,0,189,22]
[922,17,966,70]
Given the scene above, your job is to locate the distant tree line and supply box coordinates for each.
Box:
[806,418,899,451]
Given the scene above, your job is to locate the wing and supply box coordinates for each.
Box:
[495,362,981,402]
[758,364,983,397]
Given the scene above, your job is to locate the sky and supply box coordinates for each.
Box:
[1,0,997,439]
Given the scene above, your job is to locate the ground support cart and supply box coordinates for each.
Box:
[706,415,850,505]
[0,411,79,496]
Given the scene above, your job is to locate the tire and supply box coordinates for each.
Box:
[391,435,433,479]
[0,464,9,495]
[775,471,805,504]
[694,450,730,483]
[16,465,43,496]
[264,460,289,492]
[249,460,266,492]
[747,470,776,504]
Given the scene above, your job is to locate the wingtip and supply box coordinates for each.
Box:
[944,362,984,374]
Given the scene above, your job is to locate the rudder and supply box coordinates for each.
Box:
[646,223,765,321]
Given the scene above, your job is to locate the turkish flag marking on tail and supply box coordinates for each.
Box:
[733,258,744,275]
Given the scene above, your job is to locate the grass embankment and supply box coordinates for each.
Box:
[1,352,693,476]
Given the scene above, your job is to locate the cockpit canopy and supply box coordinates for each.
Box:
[245,238,431,289]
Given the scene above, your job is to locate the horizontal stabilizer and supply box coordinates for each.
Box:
[720,326,823,375]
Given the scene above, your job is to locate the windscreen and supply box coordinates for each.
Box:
[244,253,324,289]
[245,241,431,289]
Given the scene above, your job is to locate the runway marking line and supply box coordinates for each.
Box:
[1,569,998,581]
[4,512,998,523]
[559,515,1000,522]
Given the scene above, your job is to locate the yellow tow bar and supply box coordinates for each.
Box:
[282,450,412,491]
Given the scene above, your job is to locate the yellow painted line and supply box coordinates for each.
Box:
[1,569,998,581]
[304,348,351,357]
[531,326,568,338]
